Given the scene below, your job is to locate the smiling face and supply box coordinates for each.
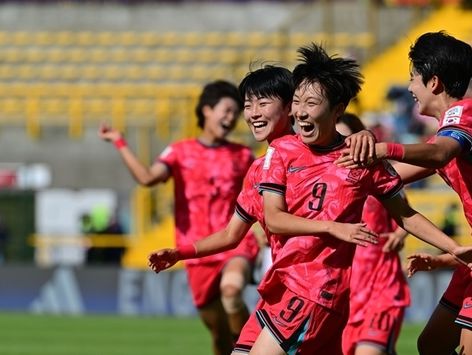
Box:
[243,95,292,143]
[292,81,342,145]
[408,68,438,119]
[202,97,240,140]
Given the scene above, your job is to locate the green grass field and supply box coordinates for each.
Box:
[0,312,422,354]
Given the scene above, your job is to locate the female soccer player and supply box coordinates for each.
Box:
[337,113,410,355]
[147,66,379,355]
[338,31,472,355]
[99,80,258,355]
[255,42,472,355]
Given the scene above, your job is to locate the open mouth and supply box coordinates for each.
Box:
[298,122,315,134]
[220,122,232,130]
[252,121,268,130]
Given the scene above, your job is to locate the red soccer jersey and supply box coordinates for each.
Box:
[158,138,259,265]
[348,195,411,324]
[435,98,472,228]
[258,134,403,314]
[236,156,284,263]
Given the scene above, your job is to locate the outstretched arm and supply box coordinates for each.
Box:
[406,252,458,278]
[99,123,170,187]
[262,191,378,246]
[382,194,472,265]
[148,215,252,273]
[337,136,462,169]
[374,136,462,169]
[391,162,435,185]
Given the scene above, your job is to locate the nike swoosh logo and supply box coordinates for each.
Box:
[463,303,472,309]
[288,166,306,173]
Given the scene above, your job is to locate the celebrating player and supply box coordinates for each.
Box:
[253,43,472,355]
[337,31,472,355]
[147,66,380,355]
[100,80,258,355]
[337,113,410,355]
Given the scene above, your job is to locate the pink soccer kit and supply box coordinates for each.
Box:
[158,138,259,307]
[342,196,410,355]
[430,99,472,328]
[243,134,403,353]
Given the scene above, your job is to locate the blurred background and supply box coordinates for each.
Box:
[0,0,471,329]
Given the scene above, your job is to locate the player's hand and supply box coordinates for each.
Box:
[336,130,376,168]
[450,245,472,269]
[148,248,180,273]
[329,222,378,247]
[98,122,123,143]
[381,232,405,253]
[406,253,439,277]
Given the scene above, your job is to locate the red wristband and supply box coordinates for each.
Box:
[177,244,197,260]
[386,142,405,161]
[114,138,127,150]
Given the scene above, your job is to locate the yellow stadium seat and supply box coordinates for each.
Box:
[55,31,74,46]
[96,32,115,46]
[181,32,203,47]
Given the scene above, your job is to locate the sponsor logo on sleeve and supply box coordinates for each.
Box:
[442,105,463,126]
[263,147,275,170]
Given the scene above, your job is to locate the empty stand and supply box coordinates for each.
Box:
[0,30,373,138]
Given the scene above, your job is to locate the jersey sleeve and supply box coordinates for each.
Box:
[259,145,287,196]
[438,99,472,153]
[369,160,404,200]
[156,144,177,171]
[235,164,258,224]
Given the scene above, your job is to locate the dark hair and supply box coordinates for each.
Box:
[195,80,243,129]
[292,43,364,108]
[239,65,294,106]
[336,112,366,134]
[409,31,472,99]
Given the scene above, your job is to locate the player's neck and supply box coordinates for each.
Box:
[197,133,226,147]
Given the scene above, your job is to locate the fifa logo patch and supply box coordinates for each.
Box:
[263,147,275,170]
[443,106,463,126]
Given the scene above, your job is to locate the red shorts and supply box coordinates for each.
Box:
[342,306,405,355]
[234,300,264,353]
[234,287,346,354]
[441,265,472,330]
[186,258,245,308]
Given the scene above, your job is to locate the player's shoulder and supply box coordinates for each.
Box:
[225,140,252,152]
[269,133,299,149]
[247,156,265,173]
[441,98,472,127]
[168,138,196,149]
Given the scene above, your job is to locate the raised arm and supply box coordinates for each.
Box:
[99,123,170,187]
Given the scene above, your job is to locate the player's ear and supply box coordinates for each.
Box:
[430,75,443,94]
[333,103,345,120]
[202,105,212,117]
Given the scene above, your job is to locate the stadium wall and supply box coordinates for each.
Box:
[0,265,454,322]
